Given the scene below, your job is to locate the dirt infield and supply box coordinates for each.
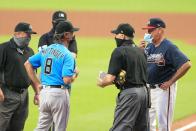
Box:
[0,10,196,45]
[0,10,195,130]
[172,114,196,130]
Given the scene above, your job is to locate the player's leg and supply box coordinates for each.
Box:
[48,122,55,131]
[0,87,20,131]
[149,88,159,131]
[135,87,149,131]
[157,82,177,131]
[110,88,145,131]
[35,89,53,131]
[7,90,29,131]
[51,89,70,131]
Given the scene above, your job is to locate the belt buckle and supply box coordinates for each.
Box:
[149,84,156,89]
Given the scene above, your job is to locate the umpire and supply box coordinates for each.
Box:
[38,10,78,58]
[0,22,36,131]
[97,23,149,131]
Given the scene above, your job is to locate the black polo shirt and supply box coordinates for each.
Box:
[38,28,78,54]
[108,41,147,86]
[0,38,34,89]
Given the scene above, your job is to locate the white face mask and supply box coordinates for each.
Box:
[144,33,153,43]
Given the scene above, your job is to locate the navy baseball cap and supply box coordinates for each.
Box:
[14,22,37,34]
[142,18,166,29]
[52,11,67,22]
[55,21,79,34]
[111,23,135,37]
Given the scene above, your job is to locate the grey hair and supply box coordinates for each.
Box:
[53,33,65,43]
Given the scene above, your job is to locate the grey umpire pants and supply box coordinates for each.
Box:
[35,87,70,131]
[110,87,149,131]
[0,87,29,131]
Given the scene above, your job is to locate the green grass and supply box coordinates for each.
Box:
[0,36,195,130]
[1,0,196,13]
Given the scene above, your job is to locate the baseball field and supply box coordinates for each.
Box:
[0,0,196,130]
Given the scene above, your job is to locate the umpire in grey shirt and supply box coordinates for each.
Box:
[97,23,149,131]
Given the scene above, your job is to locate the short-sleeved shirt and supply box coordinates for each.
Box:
[145,39,189,84]
[38,29,78,54]
[108,41,147,86]
[0,38,34,88]
[29,43,75,87]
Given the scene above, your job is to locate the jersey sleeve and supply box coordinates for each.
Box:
[108,48,122,76]
[68,36,78,54]
[28,52,42,69]
[62,54,75,77]
[166,44,189,70]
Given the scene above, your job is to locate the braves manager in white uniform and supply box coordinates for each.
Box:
[140,18,191,131]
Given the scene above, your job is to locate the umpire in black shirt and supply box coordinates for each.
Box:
[38,10,78,58]
[0,22,36,131]
[97,23,149,131]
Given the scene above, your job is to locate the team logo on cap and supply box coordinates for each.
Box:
[59,13,65,18]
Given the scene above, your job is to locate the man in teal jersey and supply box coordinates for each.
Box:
[24,21,79,131]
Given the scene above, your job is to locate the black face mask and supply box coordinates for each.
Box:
[52,20,64,30]
[115,38,126,47]
[52,22,58,29]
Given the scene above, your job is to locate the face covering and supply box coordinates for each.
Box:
[144,33,153,43]
[52,20,64,30]
[14,36,31,49]
[115,38,126,47]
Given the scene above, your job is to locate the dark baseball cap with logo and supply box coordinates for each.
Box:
[55,21,79,34]
[52,11,67,22]
[14,22,37,34]
[142,18,166,29]
[111,23,135,37]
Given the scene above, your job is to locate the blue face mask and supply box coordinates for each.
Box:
[144,33,153,43]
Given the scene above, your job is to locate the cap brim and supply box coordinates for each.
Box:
[28,31,37,34]
[72,28,80,32]
[111,29,118,34]
[53,18,66,22]
[142,26,156,30]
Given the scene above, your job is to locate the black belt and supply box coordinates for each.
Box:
[42,85,64,89]
[148,84,161,89]
[119,84,144,90]
[2,84,28,94]
[9,87,26,94]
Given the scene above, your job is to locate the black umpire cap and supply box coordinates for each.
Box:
[142,18,166,29]
[111,23,135,38]
[55,21,79,34]
[52,11,67,22]
[14,22,37,34]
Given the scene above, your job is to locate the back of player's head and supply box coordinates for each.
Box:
[54,21,79,43]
